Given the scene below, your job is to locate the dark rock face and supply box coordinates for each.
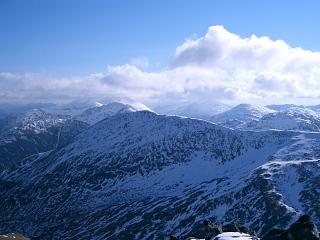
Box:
[0,116,88,172]
[184,215,319,240]
[170,235,178,240]
[288,215,319,240]
[262,215,319,240]
[184,220,222,240]
[187,220,258,240]
[0,124,61,171]
[55,119,89,149]
[203,220,223,239]
[222,223,241,232]
[262,228,289,240]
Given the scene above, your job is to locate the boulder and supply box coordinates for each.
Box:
[238,225,257,236]
[170,234,179,240]
[203,220,222,238]
[222,223,241,233]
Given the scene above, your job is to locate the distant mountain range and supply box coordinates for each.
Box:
[209,104,320,132]
[154,101,231,120]
[0,101,319,239]
[210,104,276,128]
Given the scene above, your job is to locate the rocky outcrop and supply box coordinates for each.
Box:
[213,232,258,240]
[0,233,30,240]
[174,220,257,239]
[179,215,319,240]
[288,215,319,240]
[261,228,289,240]
[262,215,319,240]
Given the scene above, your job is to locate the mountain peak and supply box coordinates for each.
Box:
[74,101,147,125]
[210,104,275,128]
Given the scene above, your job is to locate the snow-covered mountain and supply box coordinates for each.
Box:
[43,100,102,116]
[307,104,320,113]
[0,109,87,171]
[210,104,275,128]
[246,108,320,132]
[1,111,319,239]
[44,98,152,117]
[74,102,149,125]
[266,104,306,112]
[154,101,231,120]
[0,101,149,171]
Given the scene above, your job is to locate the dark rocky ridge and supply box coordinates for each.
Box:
[262,214,319,240]
[2,215,318,239]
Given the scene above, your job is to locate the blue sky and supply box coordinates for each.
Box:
[1,0,320,106]
[1,0,319,75]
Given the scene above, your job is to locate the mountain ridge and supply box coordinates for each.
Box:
[0,111,319,239]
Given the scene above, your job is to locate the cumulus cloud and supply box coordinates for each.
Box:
[2,25,320,106]
[170,25,320,101]
[130,56,149,69]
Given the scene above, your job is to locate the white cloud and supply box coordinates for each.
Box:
[130,56,149,69]
[2,25,320,106]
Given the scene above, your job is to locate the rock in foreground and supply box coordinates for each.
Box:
[262,214,319,240]
[0,233,30,240]
[212,232,258,239]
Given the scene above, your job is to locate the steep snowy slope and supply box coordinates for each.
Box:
[74,102,145,125]
[210,104,275,128]
[246,108,320,132]
[0,111,319,239]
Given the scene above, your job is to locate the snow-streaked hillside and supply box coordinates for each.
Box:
[266,104,305,112]
[1,111,319,239]
[16,109,65,133]
[0,109,87,171]
[246,108,320,132]
[0,109,66,144]
[308,104,320,113]
[210,104,275,128]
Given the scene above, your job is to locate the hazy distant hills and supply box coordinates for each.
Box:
[210,104,320,132]
[154,101,231,120]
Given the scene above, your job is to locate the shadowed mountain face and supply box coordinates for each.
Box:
[0,111,319,239]
[0,109,89,172]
